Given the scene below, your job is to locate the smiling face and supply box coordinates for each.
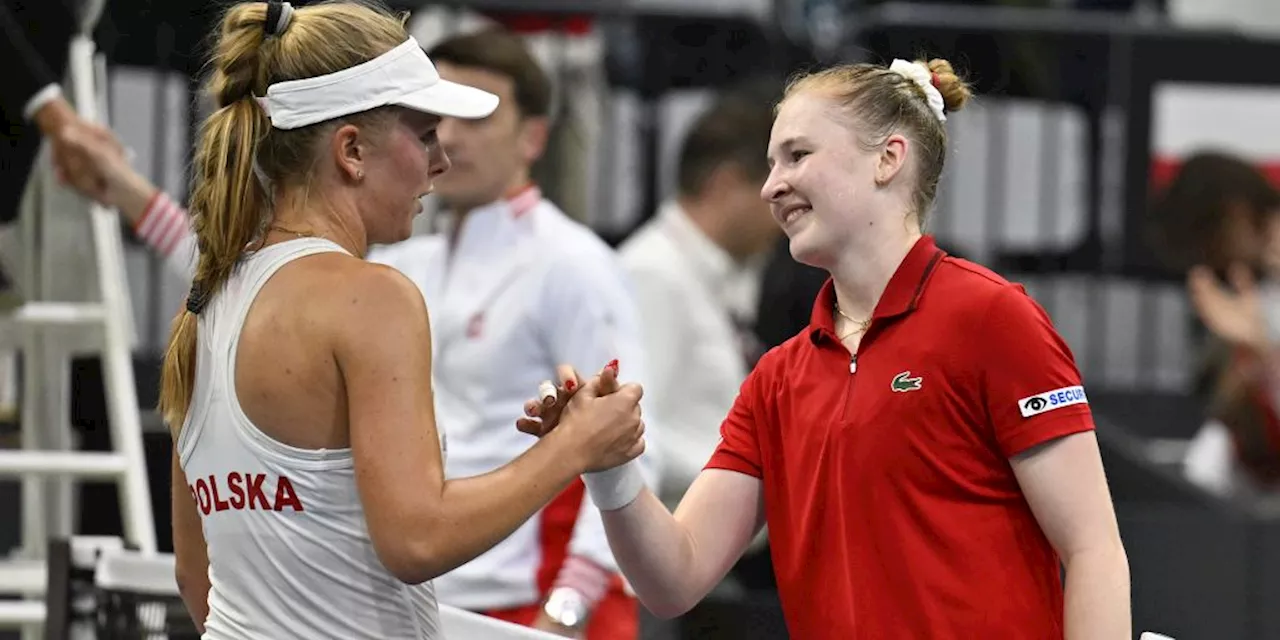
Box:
[757,62,971,272]
[760,91,890,269]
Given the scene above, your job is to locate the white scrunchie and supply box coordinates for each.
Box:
[888,59,946,123]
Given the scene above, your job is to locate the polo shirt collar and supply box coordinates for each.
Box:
[808,235,946,344]
[504,183,541,218]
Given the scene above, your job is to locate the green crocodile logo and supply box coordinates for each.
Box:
[891,371,922,393]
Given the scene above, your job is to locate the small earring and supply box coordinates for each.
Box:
[356,170,365,180]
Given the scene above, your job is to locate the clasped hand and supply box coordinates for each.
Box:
[35,100,137,211]
[516,361,646,473]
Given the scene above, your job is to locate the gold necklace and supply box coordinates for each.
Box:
[834,303,871,340]
[269,224,318,239]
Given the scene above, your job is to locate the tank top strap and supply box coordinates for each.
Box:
[223,238,351,345]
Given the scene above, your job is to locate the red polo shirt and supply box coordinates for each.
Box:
[706,235,1093,639]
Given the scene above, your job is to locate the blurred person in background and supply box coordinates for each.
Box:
[54,25,653,640]
[46,120,196,280]
[409,5,605,224]
[1147,152,1280,493]
[0,0,81,231]
[1148,151,1280,280]
[523,56,1130,639]
[618,88,781,604]
[0,0,96,424]
[619,88,776,510]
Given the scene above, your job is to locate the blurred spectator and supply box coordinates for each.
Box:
[41,118,195,280]
[1185,260,1280,494]
[0,0,79,226]
[0,0,91,425]
[410,6,606,225]
[619,89,776,508]
[1148,152,1280,492]
[1148,151,1280,277]
[0,0,103,304]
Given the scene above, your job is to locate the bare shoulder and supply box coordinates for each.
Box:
[305,256,431,351]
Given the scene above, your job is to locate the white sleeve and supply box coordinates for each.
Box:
[539,248,661,573]
[22,84,62,122]
[622,262,707,502]
[366,237,445,293]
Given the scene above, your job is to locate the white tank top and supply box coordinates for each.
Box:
[176,238,441,639]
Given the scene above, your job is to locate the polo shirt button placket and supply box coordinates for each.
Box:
[842,337,864,425]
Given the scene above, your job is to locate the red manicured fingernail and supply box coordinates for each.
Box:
[606,359,619,372]
[565,379,576,391]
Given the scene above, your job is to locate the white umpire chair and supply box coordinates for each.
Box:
[0,0,157,636]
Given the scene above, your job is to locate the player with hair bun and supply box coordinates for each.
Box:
[522,57,1131,639]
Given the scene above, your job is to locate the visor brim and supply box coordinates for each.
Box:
[394,79,499,120]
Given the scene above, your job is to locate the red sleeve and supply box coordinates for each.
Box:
[704,361,768,478]
[980,285,1095,458]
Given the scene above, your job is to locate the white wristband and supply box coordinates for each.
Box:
[583,459,645,511]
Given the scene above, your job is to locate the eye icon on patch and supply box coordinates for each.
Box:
[1018,385,1087,418]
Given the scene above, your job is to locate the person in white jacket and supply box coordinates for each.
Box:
[619,90,778,508]
[55,25,656,640]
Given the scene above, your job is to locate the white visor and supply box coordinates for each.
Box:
[258,36,498,130]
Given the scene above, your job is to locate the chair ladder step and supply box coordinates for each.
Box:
[5,302,107,327]
[0,600,46,627]
[0,558,47,596]
[0,451,128,478]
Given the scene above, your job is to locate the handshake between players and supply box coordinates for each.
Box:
[517,360,647,474]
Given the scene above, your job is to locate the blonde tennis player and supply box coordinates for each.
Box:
[164,2,645,638]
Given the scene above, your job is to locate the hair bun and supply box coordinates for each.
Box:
[924,59,972,113]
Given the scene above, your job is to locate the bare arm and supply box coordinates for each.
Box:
[337,266,644,584]
[601,469,764,618]
[1012,431,1130,640]
[170,452,210,632]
